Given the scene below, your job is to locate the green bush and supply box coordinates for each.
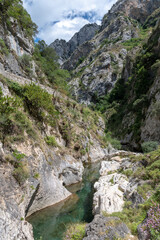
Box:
[23,83,58,125]
[122,38,142,49]
[0,38,9,55]
[63,223,86,240]
[103,132,121,150]
[0,86,36,142]
[34,41,70,94]
[7,80,24,96]
[141,141,159,153]
[0,88,21,142]
[152,101,160,117]
[18,54,33,77]
[13,150,25,161]
[12,150,29,185]
[0,0,37,38]
[45,136,58,147]
[13,165,29,184]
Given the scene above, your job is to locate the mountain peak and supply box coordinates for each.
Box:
[49,23,100,63]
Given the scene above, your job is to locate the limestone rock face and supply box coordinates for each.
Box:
[93,152,144,215]
[60,0,160,105]
[83,215,131,240]
[115,22,160,149]
[0,164,34,240]
[93,173,128,214]
[50,23,100,63]
[49,39,70,64]
[65,14,139,104]
[102,0,160,29]
[0,18,34,76]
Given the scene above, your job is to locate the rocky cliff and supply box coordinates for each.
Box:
[55,0,160,149]
[60,0,160,106]
[105,20,160,150]
[49,23,100,64]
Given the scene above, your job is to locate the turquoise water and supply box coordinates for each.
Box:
[28,162,100,240]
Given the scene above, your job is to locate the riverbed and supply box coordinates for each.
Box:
[28,162,100,240]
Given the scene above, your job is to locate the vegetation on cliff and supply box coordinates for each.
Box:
[95,19,160,150]
[0,0,37,38]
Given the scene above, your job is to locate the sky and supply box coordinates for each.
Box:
[22,0,118,45]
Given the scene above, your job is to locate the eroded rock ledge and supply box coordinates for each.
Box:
[93,151,144,215]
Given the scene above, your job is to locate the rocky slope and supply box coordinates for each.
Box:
[55,0,160,149]
[61,0,160,105]
[49,23,100,64]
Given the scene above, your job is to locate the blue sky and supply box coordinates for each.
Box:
[23,0,117,44]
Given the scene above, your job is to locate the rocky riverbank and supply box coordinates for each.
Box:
[93,151,143,215]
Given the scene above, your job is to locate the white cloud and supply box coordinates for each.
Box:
[39,17,90,43]
[23,0,118,44]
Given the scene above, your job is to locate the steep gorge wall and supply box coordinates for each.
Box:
[62,0,160,106]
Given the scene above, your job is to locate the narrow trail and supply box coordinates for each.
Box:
[0,68,69,100]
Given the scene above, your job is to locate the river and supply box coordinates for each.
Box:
[28,162,100,240]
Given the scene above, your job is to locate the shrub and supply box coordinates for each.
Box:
[13,150,25,161]
[45,136,58,147]
[12,150,29,185]
[121,169,133,178]
[141,141,159,153]
[0,86,36,142]
[7,80,24,96]
[13,111,36,139]
[13,164,29,184]
[141,202,160,240]
[63,223,86,240]
[152,101,160,117]
[122,38,142,49]
[33,172,40,179]
[103,132,121,150]
[0,88,21,142]
[23,84,58,125]
[18,54,33,77]
[0,38,9,55]
[0,0,38,38]
[34,41,70,94]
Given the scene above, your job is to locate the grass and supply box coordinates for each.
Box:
[0,38,9,55]
[103,132,121,150]
[45,135,58,147]
[63,223,86,240]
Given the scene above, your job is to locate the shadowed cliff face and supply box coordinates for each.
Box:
[104,20,160,150]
